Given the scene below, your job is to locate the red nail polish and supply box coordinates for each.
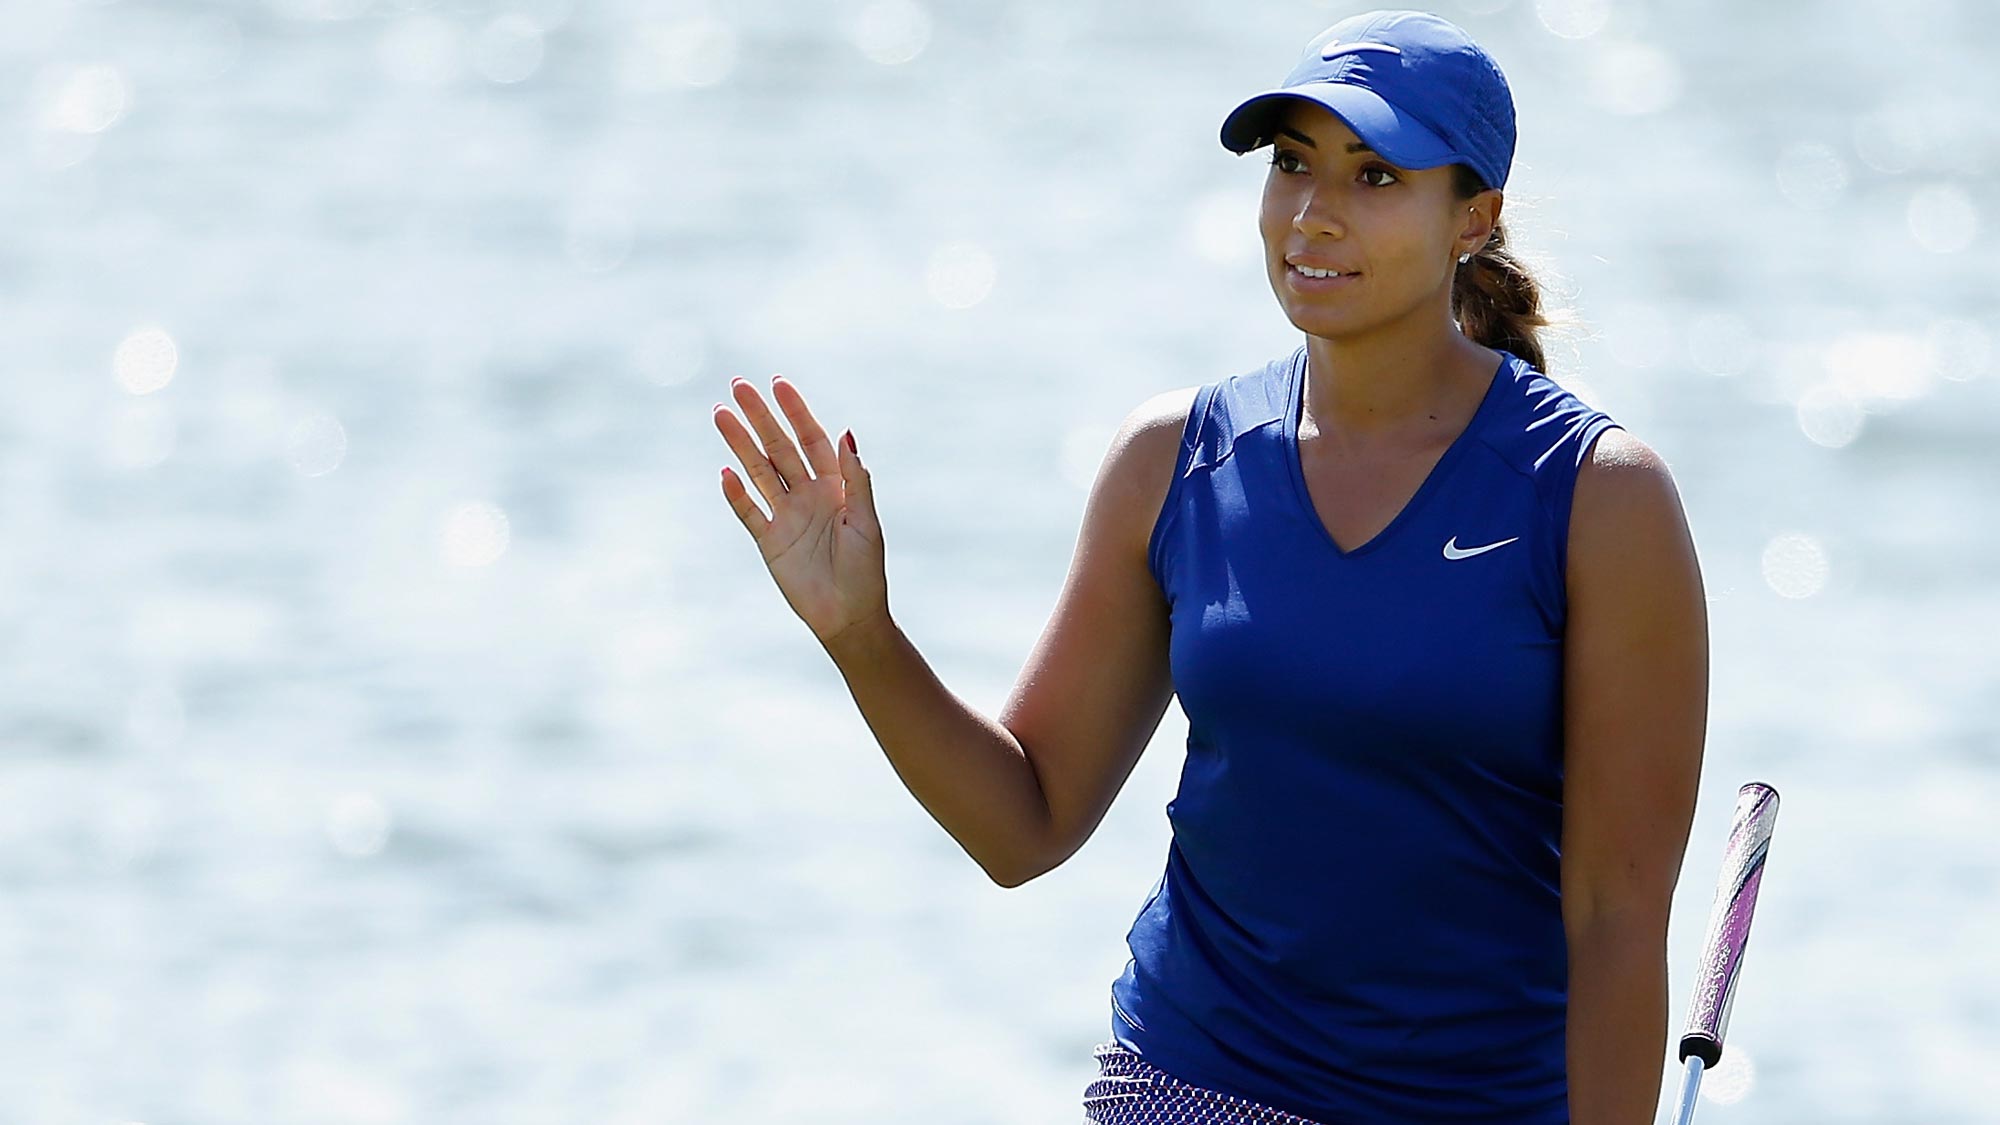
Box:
[843,430,857,454]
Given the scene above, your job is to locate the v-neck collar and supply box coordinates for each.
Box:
[1280,346,1513,560]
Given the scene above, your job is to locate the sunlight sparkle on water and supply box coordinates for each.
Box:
[440,501,511,567]
[1795,384,1865,448]
[1702,1044,1757,1105]
[619,17,738,91]
[1851,101,1930,175]
[926,242,996,309]
[326,791,392,858]
[38,63,127,134]
[1586,40,1681,116]
[1761,533,1829,600]
[1927,317,1990,381]
[286,410,349,477]
[1535,0,1610,40]
[377,13,463,87]
[1907,183,1980,253]
[851,0,931,66]
[1774,141,1849,211]
[114,327,178,394]
[1823,330,1934,404]
[631,318,707,387]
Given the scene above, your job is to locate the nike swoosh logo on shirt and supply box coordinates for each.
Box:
[1443,535,1520,560]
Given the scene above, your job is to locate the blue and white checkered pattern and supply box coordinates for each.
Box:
[1082,1042,1329,1125]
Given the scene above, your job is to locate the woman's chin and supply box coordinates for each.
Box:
[1275,300,1366,338]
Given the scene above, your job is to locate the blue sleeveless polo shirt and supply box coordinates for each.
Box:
[1109,344,1622,1123]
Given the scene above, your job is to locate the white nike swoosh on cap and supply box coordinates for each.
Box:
[1442,535,1520,560]
[1322,40,1404,60]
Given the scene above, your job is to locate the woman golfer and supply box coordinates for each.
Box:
[713,9,1705,1123]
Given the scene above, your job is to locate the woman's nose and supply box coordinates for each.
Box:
[1293,187,1345,237]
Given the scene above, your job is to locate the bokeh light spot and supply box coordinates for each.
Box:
[851,0,932,66]
[1775,141,1849,211]
[1795,384,1865,448]
[287,410,349,477]
[378,13,464,86]
[1927,317,1989,382]
[440,501,511,567]
[1761,533,1829,599]
[1702,1044,1757,1105]
[620,17,738,91]
[1823,330,1933,404]
[39,64,128,134]
[1535,0,1610,40]
[632,319,708,387]
[114,327,179,394]
[1587,40,1682,115]
[1907,183,1979,253]
[1851,102,1923,174]
[326,791,392,858]
[926,242,996,309]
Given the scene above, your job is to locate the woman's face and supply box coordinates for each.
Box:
[1257,100,1494,339]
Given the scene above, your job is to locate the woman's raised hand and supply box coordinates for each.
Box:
[714,374,889,652]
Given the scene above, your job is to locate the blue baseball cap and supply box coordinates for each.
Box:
[1218,9,1516,193]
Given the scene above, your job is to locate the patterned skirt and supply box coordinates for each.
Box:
[1081,1041,1330,1124]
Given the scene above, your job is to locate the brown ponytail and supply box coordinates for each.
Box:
[1448,164,1557,374]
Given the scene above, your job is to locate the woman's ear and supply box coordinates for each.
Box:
[1459,192,1501,257]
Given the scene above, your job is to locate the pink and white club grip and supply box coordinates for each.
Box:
[1678,780,1780,1067]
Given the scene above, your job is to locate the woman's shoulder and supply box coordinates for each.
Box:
[1088,385,1204,565]
[1480,357,1623,478]
[1568,425,1696,589]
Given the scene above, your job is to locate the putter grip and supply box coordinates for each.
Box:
[1678,781,1780,1067]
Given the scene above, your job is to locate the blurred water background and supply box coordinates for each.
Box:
[4,0,1995,1120]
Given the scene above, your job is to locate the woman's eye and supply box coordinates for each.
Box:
[1267,152,1398,186]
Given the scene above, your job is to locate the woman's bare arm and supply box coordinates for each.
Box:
[996,386,1195,882]
[1559,427,1707,1124]
[717,376,1193,886]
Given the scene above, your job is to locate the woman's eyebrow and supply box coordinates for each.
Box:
[1274,126,1375,155]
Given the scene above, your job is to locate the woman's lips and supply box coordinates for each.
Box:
[1286,263,1361,292]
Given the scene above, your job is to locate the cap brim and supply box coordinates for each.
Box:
[1219,82,1460,171]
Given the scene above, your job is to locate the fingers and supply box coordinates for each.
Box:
[718,464,770,538]
[770,375,842,482]
[728,375,816,494]
[713,399,788,511]
[838,427,879,538]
